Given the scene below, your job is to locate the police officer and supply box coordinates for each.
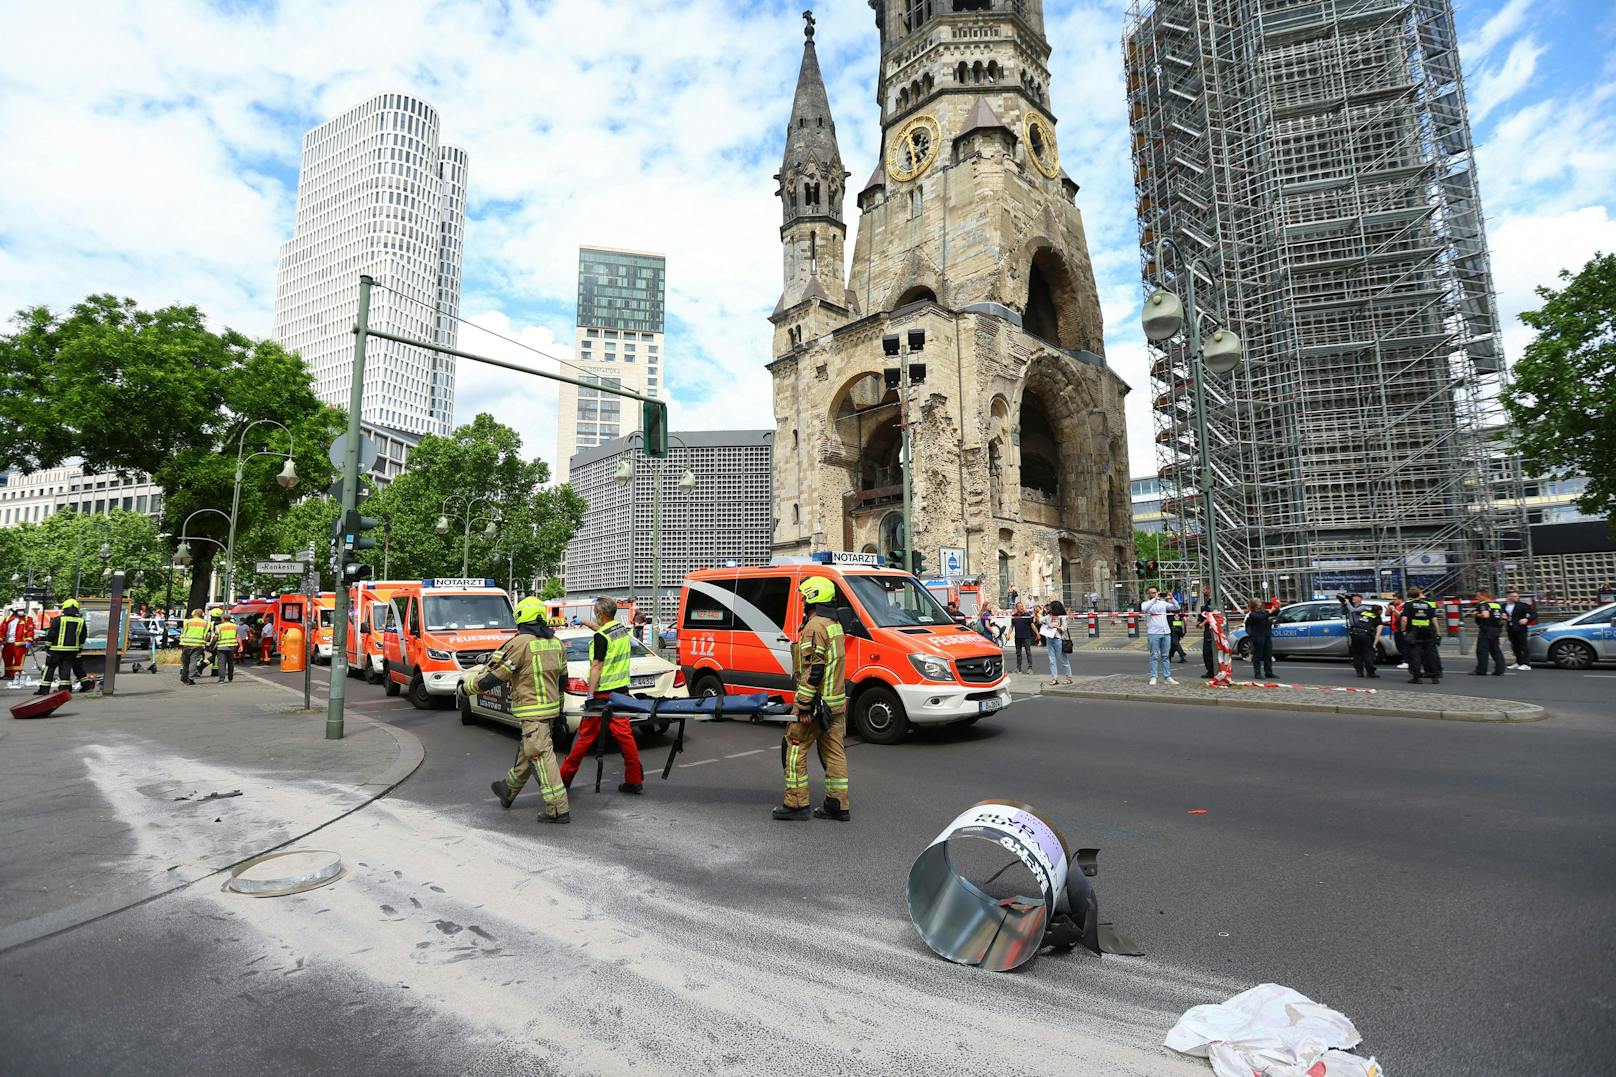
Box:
[1167,607,1188,664]
[1339,593,1383,678]
[773,575,850,822]
[178,608,208,685]
[1470,588,1506,676]
[212,609,239,683]
[477,597,571,824]
[1399,586,1443,684]
[558,598,645,795]
[35,597,92,695]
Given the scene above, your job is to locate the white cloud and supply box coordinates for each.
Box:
[1461,0,1539,64]
[1485,205,1616,361]
[1469,36,1546,123]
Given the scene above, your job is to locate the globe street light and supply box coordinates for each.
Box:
[224,419,299,604]
[438,493,498,576]
[615,433,697,652]
[174,508,231,603]
[1143,235,1244,611]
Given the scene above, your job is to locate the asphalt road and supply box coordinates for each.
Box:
[3,648,1612,1074]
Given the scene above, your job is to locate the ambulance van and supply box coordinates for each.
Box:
[381,578,515,709]
[312,592,335,663]
[344,581,409,683]
[676,552,1010,744]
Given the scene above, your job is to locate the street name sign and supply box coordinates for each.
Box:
[256,560,308,576]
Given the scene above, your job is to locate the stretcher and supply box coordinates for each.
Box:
[577,692,793,792]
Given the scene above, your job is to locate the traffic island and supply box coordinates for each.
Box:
[1044,673,1548,723]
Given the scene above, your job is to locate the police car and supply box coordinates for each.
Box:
[1228,599,1401,662]
[458,623,689,741]
[1528,602,1616,670]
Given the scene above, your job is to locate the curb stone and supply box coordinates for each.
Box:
[1044,677,1547,723]
[0,679,425,955]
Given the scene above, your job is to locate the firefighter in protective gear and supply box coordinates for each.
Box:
[179,609,209,685]
[36,598,92,695]
[559,597,645,794]
[2,606,36,680]
[477,597,571,823]
[772,575,850,822]
[212,612,240,683]
[1400,586,1443,684]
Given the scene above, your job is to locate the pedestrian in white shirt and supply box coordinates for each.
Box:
[1040,600,1074,685]
[1141,586,1180,685]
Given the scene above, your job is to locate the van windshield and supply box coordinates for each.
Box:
[425,594,514,632]
[843,574,952,628]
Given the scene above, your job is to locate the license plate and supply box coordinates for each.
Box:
[630,675,658,688]
[979,697,1004,715]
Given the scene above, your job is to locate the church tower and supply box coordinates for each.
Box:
[769,2,1131,610]
[772,12,855,358]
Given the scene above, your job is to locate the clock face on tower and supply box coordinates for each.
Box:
[1022,112,1060,179]
[887,114,942,183]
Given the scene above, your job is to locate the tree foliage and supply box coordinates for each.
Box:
[0,509,174,608]
[356,413,585,591]
[1501,252,1616,523]
[0,295,345,609]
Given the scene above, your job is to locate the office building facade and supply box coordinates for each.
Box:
[273,92,468,441]
[0,466,165,528]
[1125,0,1513,600]
[563,430,772,623]
[554,246,667,484]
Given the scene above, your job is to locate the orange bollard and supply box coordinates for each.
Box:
[280,626,306,672]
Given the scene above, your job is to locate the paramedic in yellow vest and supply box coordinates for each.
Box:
[773,575,850,822]
[179,609,209,685]
[212,608,240,683]
[35,597,93,695]
[475,597,571,823]
[559,597,645,794]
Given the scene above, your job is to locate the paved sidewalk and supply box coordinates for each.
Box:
[1045,672,1547,722]
[0,671,423,952]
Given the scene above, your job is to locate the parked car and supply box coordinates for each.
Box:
[458,625,688,742]
[1528,602,1615,670]
[1229,599,1401,662]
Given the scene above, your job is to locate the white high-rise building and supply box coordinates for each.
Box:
[274,92,468,439]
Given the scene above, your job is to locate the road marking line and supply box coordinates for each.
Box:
[724,749,767,758]
[678,758,719,768]
[1585,674,1616,678]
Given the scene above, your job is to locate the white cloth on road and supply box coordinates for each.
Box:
[1164,983,1383,1077]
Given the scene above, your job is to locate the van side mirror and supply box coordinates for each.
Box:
[361,623,371,635]
[836,606,870,640]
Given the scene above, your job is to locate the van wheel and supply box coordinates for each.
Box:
[365,664,383,686]
[384,672,401,697]
[458,693,476,726]
[554,723,576,755]
[854,685,907,745]
[407,675,434,710]
[693,673,726,717]
[1236,638,1251,659]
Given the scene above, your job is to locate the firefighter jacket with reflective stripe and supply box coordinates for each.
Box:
[215,621,239,647]
[793,613,846,709]
[47,615,86,653]
[593,622,632,692]
[180,618,208,646]
[486,626,565,720]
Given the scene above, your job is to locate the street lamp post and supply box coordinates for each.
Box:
[436,494,498,576]
[614,433,697,653]
[224,419,299,604]
[173,508,232,604]
[1143,236,1244,611]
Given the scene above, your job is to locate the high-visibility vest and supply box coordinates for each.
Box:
[215,621,239,647]
[50,615,85,653]
[593,623,632,692]
[180,618,208,646]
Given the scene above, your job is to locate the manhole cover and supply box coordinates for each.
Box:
[226,849,344,897]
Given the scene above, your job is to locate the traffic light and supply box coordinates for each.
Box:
[910,550,927,576]
[643,400,669,459]
[1135,559,1147,578]
[338,508,380,584]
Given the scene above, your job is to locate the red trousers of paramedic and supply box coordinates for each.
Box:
[3,643,26,679]
[559,694,643,786]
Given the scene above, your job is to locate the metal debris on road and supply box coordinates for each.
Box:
[227,849,346,897]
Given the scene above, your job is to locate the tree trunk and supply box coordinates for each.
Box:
[185,546,218,614]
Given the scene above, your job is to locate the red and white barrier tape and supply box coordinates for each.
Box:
[1235,681,1380,693]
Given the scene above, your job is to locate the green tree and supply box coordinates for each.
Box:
[538,577,567,601]
[232,495,343,594]
[1501,252,1616,523]
[357,413,584,589]
[0,295,344,610]
[0,509,172,607]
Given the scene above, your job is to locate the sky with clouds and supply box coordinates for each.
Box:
[2,0,1613,481]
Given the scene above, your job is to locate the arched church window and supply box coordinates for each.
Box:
[810,230,818,273]
[899,87,910,110]
[972,61,984,84]
[956,61,968,83]
[904,0,934,32]
[986,60,999,83]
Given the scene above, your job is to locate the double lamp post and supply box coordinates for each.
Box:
[615,432,696,652]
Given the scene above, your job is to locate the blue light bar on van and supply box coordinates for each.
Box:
[421,578,498,589]
[811,551,882,566]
